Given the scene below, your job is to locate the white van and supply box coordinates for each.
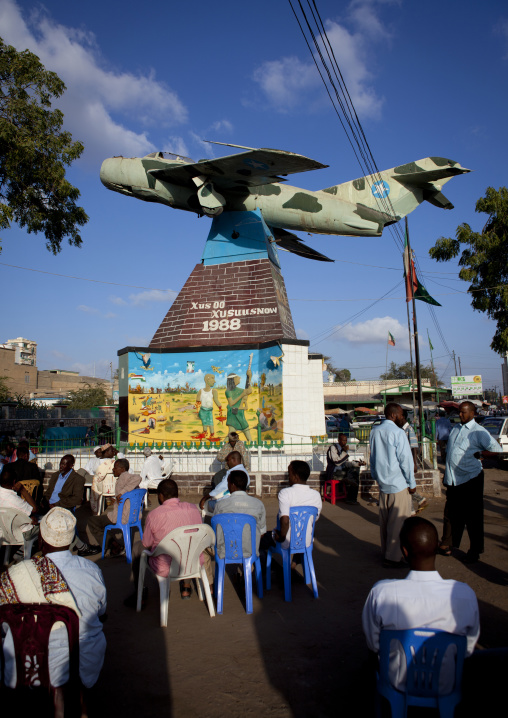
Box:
[479,416,508,459]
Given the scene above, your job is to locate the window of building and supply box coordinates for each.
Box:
[24,373,30,384]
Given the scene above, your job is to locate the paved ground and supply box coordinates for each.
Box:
[78,461,508,717]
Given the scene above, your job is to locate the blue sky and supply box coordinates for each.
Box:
[1,0,507,391]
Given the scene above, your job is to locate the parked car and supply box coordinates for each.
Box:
[478,416,508,459]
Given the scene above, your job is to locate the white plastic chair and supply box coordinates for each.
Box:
[136,523,216,626]
[0,508,39,565]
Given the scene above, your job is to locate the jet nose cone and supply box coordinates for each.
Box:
[100,157,118,188]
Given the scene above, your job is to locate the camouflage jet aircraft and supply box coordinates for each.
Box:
[100,144,470,262]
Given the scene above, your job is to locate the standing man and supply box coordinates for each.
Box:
[438,400,502,563]
[370,402,416,568]
[98,419,113,444]
[217,431,251,472]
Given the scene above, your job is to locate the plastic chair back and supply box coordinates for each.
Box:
[287,506,318,552]
[152,524,216,580]
[378,628,467,717]
[210,513,263,614]
[18,480,40,500]
[137,524,215,624]
[0,508,28,544]
[101,488,146,563]
[265,506,319,602]
[0,603,80,714]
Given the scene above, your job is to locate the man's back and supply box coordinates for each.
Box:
[213,491,266,557]
[278,483,322,549]
[12,458,40,483]
[362,570,479,691]
[143,498,202,576]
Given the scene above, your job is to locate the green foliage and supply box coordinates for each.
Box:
[335,368,351,382]
[380,361,443,387]
[323,356,351,382]
[0,375,11,402]
[65,383,109,410]
[0,38,88,253]
[429,187,508,353]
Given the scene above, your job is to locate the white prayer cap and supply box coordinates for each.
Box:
[94,446,102,453]
[143,447,152,457]
[40,508,76,547]
[117,452,125,459]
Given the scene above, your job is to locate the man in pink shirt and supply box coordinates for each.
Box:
[125,478,213,606]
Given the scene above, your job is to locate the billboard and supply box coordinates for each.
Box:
[451,375,483,397]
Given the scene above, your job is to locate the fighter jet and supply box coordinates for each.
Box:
[100,144,469,262]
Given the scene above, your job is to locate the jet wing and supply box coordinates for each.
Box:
[148,148,328,189]
[270,227,334,262]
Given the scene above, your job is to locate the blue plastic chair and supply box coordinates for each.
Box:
[377,629,467,717]
[101,488,146,563]
[211,513,263,615]
[265,505,319,602]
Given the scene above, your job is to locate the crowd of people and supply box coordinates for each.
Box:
[0,404,502,711]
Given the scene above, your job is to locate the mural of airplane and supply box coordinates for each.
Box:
[100,143,470,262]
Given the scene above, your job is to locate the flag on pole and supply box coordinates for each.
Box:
[388,332,395,346]
[403,233,441,306]
[428,336,434,351]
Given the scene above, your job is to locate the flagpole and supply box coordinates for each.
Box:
[406,303,417,420]
[405,217,425,440]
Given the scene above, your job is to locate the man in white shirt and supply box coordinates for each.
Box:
[199,450,249,512]
[83,446,104,478]
[213,470,266,558]
[261,460,322,553]
[0,507,107,704]
[140,447,172,490]
[0,464,39,543]
[362,516,479,692]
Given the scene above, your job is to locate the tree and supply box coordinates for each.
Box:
[380,361,443,387]
[429,187,508,353]
[0,375,11,402]
[65,383,109,410]
[0,39,88,253]
[335,368,351,382]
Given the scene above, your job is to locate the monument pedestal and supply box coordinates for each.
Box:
[118,210,325,446]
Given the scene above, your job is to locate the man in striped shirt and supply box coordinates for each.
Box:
[126,478,213,606]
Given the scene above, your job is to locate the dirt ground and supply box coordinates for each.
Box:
[78,461,508,717]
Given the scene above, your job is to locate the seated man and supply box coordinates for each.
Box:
[83,458,141,557]
[126,478,213,605]
[140,447,173,491]
[261,460,322,554]
[199,450,249,514]
[0,507,107,702]
[42,454,85,512]
[0,464,39,548]
[213,470,266,559]
[325,433,365,505]
[362,516,479,692]
[216,431,251,474]
[90,443,118,514]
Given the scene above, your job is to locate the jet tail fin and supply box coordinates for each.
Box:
[320,157,470,231]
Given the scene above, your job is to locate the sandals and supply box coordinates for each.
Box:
[438,546,452,556]
[180,583,192,600]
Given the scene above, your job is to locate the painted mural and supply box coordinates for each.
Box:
[127,346,283,443]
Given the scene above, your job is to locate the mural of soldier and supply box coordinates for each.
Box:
[194,373,222,439]
[226,355,253,441]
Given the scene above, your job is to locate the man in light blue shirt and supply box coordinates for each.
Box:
[439,401,501,563]
[370,403,416,567]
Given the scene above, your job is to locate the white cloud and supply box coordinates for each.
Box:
[109,296,128,306]
[340,316,408,347]
[209,119,233,133]
[250,0,392,118]
[0,0,188,165]
[77,304,115,318]
[128,289,177,306]
[163,136,190,157]
[296,328,310,340]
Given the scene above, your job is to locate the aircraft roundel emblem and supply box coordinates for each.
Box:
[244,158,269,170]
[371,180,390,199]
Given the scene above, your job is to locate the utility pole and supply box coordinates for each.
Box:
[452,351,458,375]
[458,356,462,374]
[406,218,424,438]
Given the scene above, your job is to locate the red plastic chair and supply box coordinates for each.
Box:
[0,603,81,716]
[322,478,347,504]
